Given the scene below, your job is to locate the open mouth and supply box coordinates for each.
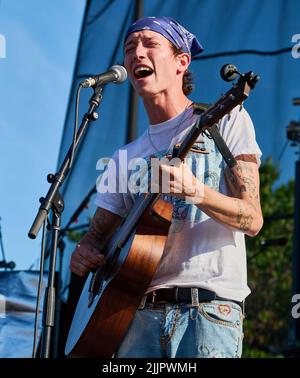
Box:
[134,66,154,79]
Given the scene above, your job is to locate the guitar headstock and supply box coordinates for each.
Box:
[195,69,260,129]
[172,67,260,161]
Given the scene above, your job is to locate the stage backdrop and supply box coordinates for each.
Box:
[54,0,300,301]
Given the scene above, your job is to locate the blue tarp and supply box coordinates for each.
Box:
[0,271,46,357]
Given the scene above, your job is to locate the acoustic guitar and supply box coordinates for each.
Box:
[65,70,259,357]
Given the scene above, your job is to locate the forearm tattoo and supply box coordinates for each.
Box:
[226,158,258,200]
[88,210,112,248]
[235,199,254,232]
[240,177,256,198]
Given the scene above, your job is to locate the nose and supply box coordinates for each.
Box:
[133,41,147,60]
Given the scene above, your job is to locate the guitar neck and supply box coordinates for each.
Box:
[173,79,251,161]
[109,192,159,251]
[107,75,255,255]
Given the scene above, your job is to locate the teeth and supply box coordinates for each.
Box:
[134,66,152,74]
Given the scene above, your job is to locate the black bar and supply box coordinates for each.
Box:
[290,159,300,350]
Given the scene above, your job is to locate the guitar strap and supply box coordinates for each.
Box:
[193,102,237,169]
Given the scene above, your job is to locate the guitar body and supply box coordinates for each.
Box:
[65,197,173,357]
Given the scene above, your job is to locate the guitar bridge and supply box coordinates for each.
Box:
[88,291,95,308]
[88,270,104,307]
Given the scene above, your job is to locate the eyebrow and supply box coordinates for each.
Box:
[124,37,160,48]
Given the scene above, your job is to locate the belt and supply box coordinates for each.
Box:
[144,288,243,309]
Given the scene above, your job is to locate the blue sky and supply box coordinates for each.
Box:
[0,0,86,270]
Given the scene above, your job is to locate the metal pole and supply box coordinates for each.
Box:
[41,210,61,358]
[289,148,300,356]
[286,106,300,357]
[0,217,6,264]
[126,0,144,143]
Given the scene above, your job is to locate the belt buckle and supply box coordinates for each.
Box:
[191,288,199,306]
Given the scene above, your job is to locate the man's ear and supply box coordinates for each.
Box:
[176,53,191,74]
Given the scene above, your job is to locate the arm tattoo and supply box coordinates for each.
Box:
[235,154,258,164]
[90,210,107,236]
[240,177,256,198]
[240,214,254,232]
[227,160,258,199]
[235,199,254,232]
[227,170,237,186]
[235,199,243,224]
[235,163,254,179]
[88,209,114,248]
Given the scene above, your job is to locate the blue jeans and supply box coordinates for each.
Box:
[115,300,244,358]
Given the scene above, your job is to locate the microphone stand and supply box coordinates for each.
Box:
[28,84,103,358]
[50,185,96,357]
[51,184,97,258]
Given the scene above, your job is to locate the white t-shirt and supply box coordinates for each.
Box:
[95,105,262,301]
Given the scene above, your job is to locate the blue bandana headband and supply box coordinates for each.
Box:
[124,16,203,57]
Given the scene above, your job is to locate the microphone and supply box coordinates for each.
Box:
[81,65,127,88]
[220,64,240,82]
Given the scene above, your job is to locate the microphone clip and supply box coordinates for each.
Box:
[220,63,260,89]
